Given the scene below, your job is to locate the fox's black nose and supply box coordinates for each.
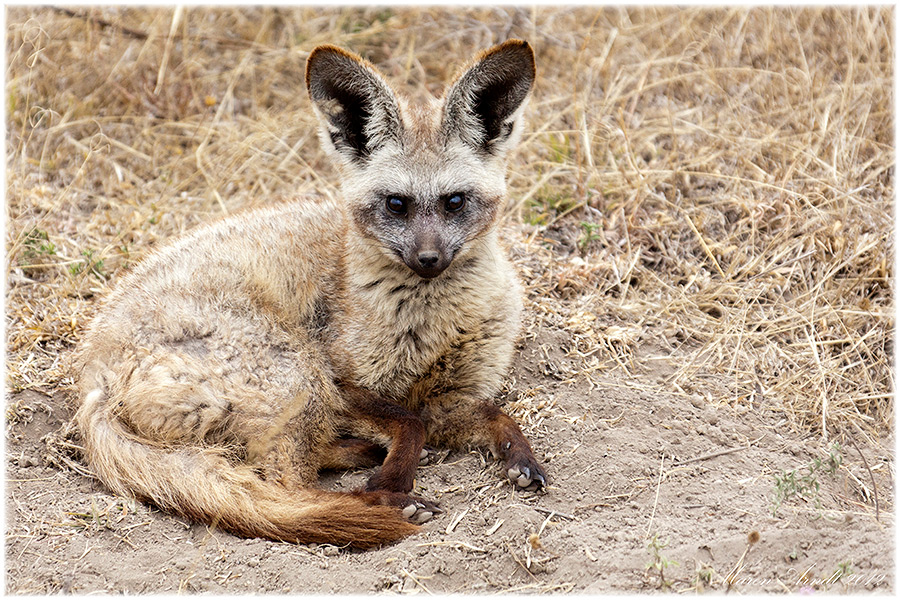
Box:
[417,251,440,269]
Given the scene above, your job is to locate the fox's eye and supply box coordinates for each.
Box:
[445,194,466,213]
[385,196,407,215]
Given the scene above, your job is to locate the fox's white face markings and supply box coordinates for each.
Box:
[341,139,505,279]
[306,41,535,279]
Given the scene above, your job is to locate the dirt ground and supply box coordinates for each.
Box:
[4,5,894,595]
[5,297,894,594]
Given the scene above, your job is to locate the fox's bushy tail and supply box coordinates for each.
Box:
[76,389,418,548]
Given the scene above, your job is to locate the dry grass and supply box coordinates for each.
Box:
[5,7,893,438]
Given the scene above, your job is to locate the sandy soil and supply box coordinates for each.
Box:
[4,5,893,595]
[5,312,893,594]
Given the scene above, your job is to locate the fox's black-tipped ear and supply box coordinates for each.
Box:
[306,45,403,166]
[441,39,535,158]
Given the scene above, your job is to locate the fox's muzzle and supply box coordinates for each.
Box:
[404,219,452,278]
[406,246,451,279]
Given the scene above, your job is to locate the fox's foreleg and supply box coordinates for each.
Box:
[334,384,426,495]
[412,323,547,491]
[419,394,546,491]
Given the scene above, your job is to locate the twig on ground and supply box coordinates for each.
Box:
[842,432,880,522]
[645,453,666,539]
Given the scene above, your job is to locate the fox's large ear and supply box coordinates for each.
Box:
[306,45,403,165]
[441,39,535,158]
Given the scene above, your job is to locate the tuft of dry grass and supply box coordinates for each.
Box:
[5,7,893,438]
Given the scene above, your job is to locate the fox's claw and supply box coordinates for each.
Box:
[402,499,440,523]
[355,489,442,524]
[507,463,547,492]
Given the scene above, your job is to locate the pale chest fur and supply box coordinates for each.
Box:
[337,243,520,402]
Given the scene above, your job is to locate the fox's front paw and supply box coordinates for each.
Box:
[355,490,442,523]
[506,459,547,492]
[418,445,450,465]
[400,497,441,524]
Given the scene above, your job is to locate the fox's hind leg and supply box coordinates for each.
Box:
[114,328,344,490]
[115,352,233,444]
[319,438,386,470]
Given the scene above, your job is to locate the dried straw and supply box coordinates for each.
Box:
[6,7,892,438]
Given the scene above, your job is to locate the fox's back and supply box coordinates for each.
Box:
[76,197,347,391]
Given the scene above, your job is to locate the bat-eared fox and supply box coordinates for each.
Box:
[74,39,546,547]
